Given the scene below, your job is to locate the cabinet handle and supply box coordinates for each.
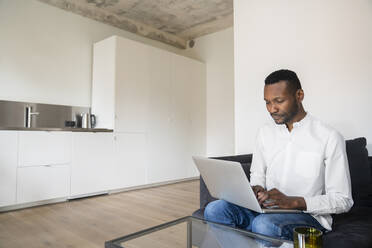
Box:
[43,164,52,167]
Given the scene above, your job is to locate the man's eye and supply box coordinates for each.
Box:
[276,99,284,103]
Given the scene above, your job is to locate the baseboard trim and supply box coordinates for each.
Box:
[109,177,199,194]
[68,191,109,200]
[0,197,67,212]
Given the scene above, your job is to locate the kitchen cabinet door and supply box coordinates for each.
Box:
[168,54,206,180]
[17,164,70,204]
[184,56,206,178]
[111,133,147,190]
[115,38,150,133]
[91,37,116,129]
[18,131,72,167]
[70,132,114,197]
[0,131,17,207]
[145,48,174,184]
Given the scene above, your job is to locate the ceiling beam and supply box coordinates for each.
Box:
[177,13,234,41]
[37,0,188,49]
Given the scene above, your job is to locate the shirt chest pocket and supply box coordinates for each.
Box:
[294,151,323,179]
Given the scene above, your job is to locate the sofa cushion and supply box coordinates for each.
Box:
[324,207,372,248]
[345,137,372,207]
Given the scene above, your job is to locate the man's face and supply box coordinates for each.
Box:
[264,81,300,125]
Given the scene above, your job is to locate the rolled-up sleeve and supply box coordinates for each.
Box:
[304,131,353,215]
[250,129,267,188]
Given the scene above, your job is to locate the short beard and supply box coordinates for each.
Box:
[272,102,299,125]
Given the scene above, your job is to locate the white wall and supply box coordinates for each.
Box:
[234,0,372,154]
[183,28,235,156]
[0,0,192,107]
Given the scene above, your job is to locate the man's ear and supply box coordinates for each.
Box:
[296,89,304,102]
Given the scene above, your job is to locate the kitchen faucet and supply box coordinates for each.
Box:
[25,106,39,128]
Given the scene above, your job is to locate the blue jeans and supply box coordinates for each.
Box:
[204,200,326,241]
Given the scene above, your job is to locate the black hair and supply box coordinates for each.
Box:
[264,69,302,94]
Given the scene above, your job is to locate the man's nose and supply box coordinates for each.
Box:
[268,103,279,114]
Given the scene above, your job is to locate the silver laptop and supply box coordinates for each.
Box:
[192,156,302,213]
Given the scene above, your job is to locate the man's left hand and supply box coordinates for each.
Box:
[262,188,307,210]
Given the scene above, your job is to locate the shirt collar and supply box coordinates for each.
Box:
[293,112,310,128]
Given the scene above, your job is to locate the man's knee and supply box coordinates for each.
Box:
[204,200,233,222]
[252,214,280,237]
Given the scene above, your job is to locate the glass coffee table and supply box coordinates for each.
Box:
[105,216,293,248]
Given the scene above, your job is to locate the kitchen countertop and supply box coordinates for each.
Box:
[0,127,113,132]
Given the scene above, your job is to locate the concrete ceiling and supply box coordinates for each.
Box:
[38,0,234,49]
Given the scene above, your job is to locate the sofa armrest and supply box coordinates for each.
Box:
[199,154,253,209]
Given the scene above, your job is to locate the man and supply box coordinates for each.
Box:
[204,69,353,241]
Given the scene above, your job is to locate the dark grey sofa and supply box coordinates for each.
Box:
[192,137,372,248]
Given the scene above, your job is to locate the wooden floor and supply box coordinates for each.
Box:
[0,180,199,248]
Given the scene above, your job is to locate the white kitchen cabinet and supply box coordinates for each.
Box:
[92,36,206,135]
[111,133,147,189]
[115,38,150,133]
[70,132,114,197]
[0,132,18,207]
[16,164,70,204]
[18,131,72,167]
[170,54,205,178]
[92,36,151,132]
[92,35,206,186]
[145,48,174,184]
[16,131,72,204]
[162,54,205,180]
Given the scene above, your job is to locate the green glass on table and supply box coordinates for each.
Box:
[293,226,323,248]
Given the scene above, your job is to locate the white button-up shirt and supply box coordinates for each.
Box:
[250,113,353,230]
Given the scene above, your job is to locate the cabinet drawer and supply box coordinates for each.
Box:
[16,165,70,204]
[18,131,72,167]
